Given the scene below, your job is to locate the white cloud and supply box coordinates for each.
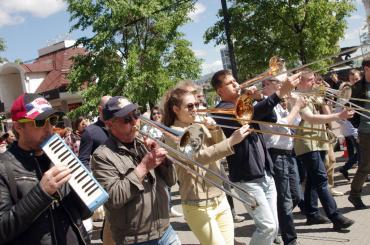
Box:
[188,2,206,22]
[193,49,207,58]
[0,0,66,27]
[201,60,223,75]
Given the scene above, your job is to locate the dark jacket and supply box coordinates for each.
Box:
[0,143,91,245]
[214,93,280,182]
[349,76,368,128]
[78,119,108,170]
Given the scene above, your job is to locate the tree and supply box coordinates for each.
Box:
[66,0,201,118]
[0,38,6,63]
[205,0,355,79]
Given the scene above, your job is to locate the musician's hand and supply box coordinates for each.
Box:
[242,86,263,100]
[338,109,355,120]
[293,96,306,109]
[228,124,250,146]
[276,72,301,98]
[143,137,159,151]
[201,116,218,130]
[136,148,168,180]
[40,165,71,195]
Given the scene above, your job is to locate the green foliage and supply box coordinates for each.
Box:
[205,89,218,107]
[205,0,355,79]
[14,58,23,64]
[66,0,201,119]
[0,38,6,63]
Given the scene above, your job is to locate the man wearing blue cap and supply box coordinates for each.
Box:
[91,96,180,245]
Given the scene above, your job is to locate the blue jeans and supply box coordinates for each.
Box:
[269,151,298,245]
[117,225,181,245]
[298,151,339,219]
[235,173,278,245]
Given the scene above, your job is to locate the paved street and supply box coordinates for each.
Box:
[92,152,370,245]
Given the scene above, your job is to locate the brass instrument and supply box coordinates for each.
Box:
[238,45,370,96]
[240,56,286,89]
[295,84,370,119]
[197,94,332,143]
[137,116,259,209]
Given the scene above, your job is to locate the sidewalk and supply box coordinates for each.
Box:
[92,151,370,245]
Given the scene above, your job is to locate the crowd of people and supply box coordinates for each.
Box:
[0,56,369,245]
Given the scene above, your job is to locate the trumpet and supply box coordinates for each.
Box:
[137,116,259,209]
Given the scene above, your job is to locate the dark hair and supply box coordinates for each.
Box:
[150,106,161,120]
[211,70,232,90]
[362,56,370,69]
[72,116,86,132]
[162,88,191,127]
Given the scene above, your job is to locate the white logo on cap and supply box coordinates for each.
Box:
[26,98,52,117]
[117,98,129,108]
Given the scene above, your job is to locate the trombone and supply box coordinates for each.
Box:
[296,84,370,120]
[240,44,370,88]
[137,116,259,209]
[196,95,334,143]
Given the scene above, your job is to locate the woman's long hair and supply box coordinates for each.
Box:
[162,88,190,127]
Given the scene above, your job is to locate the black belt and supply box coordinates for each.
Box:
[269,148,292,156]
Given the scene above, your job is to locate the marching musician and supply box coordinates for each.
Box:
[0,93,92,245]
[210,69,299,245]
[259,78,306,245]
[162,88,250,245]
[91,96,181,245]
[294,69,355,231]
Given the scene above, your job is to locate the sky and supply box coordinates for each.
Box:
[0,0,368,75]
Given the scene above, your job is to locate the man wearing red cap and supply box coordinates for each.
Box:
[0,93,91,245]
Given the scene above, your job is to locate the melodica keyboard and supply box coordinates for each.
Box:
[41,134,108,212]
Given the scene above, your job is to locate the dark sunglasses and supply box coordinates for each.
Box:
[18,115,59,128]
[152,111,161,116]
[122,110,141,124]
[185,102,199,111]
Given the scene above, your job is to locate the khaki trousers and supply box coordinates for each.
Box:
[324,144,335,187]
[103,219,115,245]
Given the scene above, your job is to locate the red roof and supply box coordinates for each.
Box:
[21,46,86,93]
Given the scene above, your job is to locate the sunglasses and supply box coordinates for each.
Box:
[18,115,59,128]
[185,102,199,111]
[121,110,141,124]
[152,111,161,116]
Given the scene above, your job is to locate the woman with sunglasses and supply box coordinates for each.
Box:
[162,88,250,245]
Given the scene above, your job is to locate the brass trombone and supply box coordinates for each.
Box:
[295,84,370,119]
[240,44,370,88]
[137,116,259,209]
[240,56,287,89]
[196,95,334,143]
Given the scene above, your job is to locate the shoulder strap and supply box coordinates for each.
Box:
[3,154,18,203]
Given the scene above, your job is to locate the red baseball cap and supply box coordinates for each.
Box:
[11,93,62,121]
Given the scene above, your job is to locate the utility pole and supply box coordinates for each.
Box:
[221,0,238,81]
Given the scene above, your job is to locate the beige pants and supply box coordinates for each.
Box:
[324,144,335,187]
[103,219,115,245]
